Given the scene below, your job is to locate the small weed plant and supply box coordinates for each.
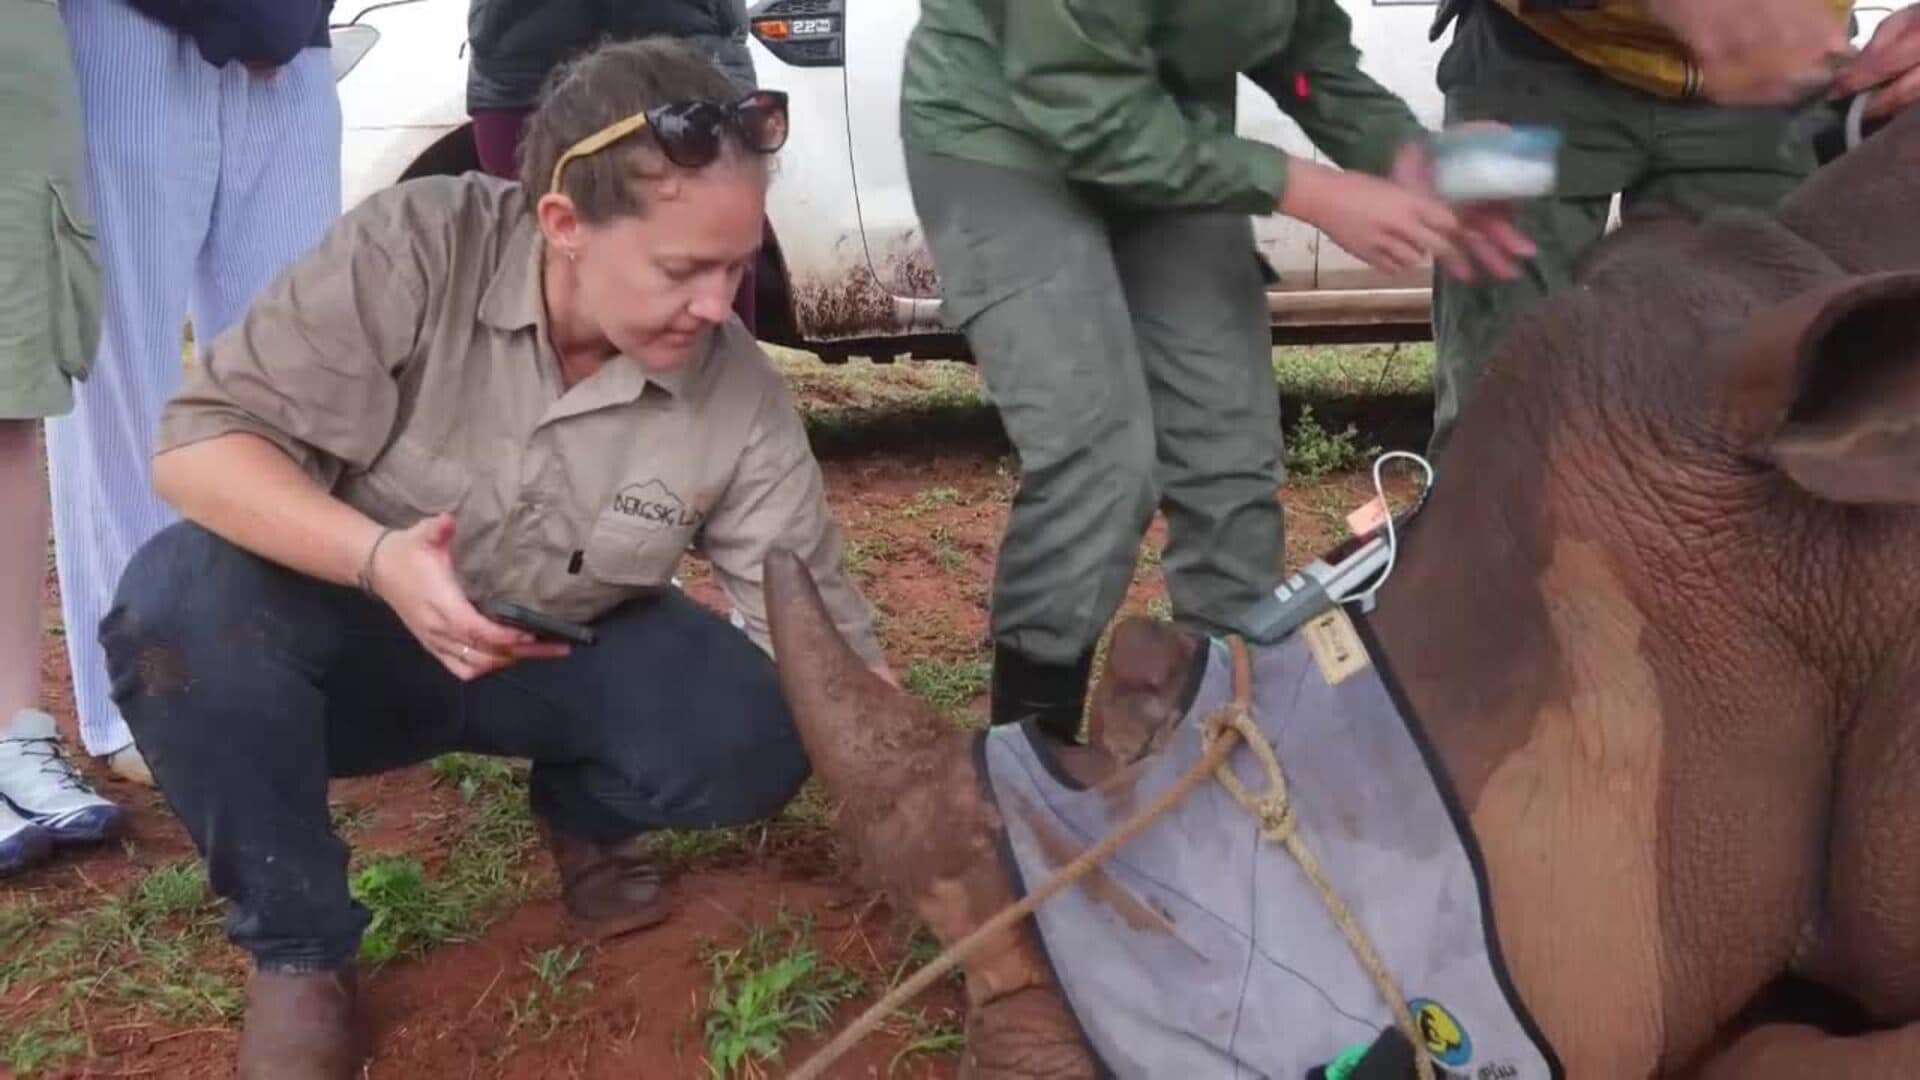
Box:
[703,912,864,1078]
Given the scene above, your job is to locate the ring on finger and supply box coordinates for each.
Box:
[460,643,474,662]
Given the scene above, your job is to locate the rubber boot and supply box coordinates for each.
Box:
[541,820,669,941]
[990,645,1095,745]
[236,966,371,1080]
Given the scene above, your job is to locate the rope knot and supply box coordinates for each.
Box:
[1251,795,1296,843]
[1204,702,1296,844]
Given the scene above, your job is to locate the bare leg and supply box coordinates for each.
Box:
[1700,1024,1920,1078]
[0,420,47,720]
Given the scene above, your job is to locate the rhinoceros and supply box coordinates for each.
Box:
[766,106,1920,1079]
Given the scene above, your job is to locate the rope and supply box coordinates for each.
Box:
[788,637,1432,1080]
[1203,691,1435,1080]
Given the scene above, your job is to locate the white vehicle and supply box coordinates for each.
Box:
[329,0,1907,360]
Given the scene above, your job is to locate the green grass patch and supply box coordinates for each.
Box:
[1271,342,1433,400]
[778,778,836,831]
[702,911,866,1078]
[646,779,838,871]
[346,755,541,966]
[901,486,964,520]
[0,862,242,1037]
[505,945,594,1041]
[902,658,992,718]
[772,354,993,452]
[841,535,897,579]
[351,857,466,967]
[0,899,43,992]
[928,526,968,573]
[2,1012,86,1076]
[329,800,377,840]
[430,752,521,803]
[885,1006,967,1076]
[647,826,753,867]
[133,861,210,918]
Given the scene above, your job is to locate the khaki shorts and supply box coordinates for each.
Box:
[0,0,100,420]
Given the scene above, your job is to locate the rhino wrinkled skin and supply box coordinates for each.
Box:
[768,107,1920,1079]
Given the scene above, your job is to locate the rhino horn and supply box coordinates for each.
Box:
[764,551,1090,1033]
[764,549,950,821]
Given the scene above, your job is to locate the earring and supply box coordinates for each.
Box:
[565,248,579,263]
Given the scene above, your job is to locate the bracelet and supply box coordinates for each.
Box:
[356,527,396,596]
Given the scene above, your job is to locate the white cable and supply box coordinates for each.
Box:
[1346,450,1435,611]
[1846,90,1875,152]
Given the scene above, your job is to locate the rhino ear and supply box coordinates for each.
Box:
[1751,272,1920,505]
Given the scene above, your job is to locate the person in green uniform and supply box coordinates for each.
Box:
[902,0,1534,742]
[1427,0,1920,458]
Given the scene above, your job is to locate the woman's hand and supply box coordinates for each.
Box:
[1834,8,1920,118]
[368,514,572,681]
[1388,140,1537,284]
[1280,158,1464,277]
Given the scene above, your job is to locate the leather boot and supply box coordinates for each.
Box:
[236,966,371,1080]
[541,821,669,941]
[990,645,1095,744]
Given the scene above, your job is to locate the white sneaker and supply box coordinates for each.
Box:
[104,744,156,788]
[0,799,52,877]
[0,710,126,846]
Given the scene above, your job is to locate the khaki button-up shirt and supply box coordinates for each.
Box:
[157,174,883,668]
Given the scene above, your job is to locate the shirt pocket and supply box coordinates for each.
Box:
[350,435,472,524]
[583,507,695,587]
[0,174,100,384]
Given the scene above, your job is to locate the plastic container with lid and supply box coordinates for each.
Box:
[1429,126,1562,204]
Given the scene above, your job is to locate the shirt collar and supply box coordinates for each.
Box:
[535,330,709,428]
[478,214,543,333]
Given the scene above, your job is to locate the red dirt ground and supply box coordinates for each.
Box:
[5,416,1402,1079]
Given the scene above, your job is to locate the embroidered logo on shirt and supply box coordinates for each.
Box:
[611,480,705,530]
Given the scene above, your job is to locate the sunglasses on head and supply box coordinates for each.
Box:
[548,90,790,195]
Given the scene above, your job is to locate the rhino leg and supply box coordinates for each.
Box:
[764,552,1098,1076]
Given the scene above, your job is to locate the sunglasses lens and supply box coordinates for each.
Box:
[651,102,724,167]
[736,93,790,153]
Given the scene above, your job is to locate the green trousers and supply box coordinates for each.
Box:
[1427,5,1815,458]
[906,149,1283,664]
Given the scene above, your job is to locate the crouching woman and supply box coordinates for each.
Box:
[99,39,887,1079]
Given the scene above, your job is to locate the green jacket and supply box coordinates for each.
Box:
[902,0,1427,215]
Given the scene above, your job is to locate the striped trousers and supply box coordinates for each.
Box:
[50,0,341,755]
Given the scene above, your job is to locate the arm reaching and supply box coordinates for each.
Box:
[153,434,564,681]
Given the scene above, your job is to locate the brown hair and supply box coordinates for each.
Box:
[518,37,763,223]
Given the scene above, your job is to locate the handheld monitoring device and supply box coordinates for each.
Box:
[1242,451,1435,645]
[481,600,598,647]
[1242,537,1395,645]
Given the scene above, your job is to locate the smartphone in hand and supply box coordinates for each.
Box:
[480,600,597,647]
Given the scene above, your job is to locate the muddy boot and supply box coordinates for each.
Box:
[990,645,1095,745]
[236,966,371,1080]
[541,821,669,941]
